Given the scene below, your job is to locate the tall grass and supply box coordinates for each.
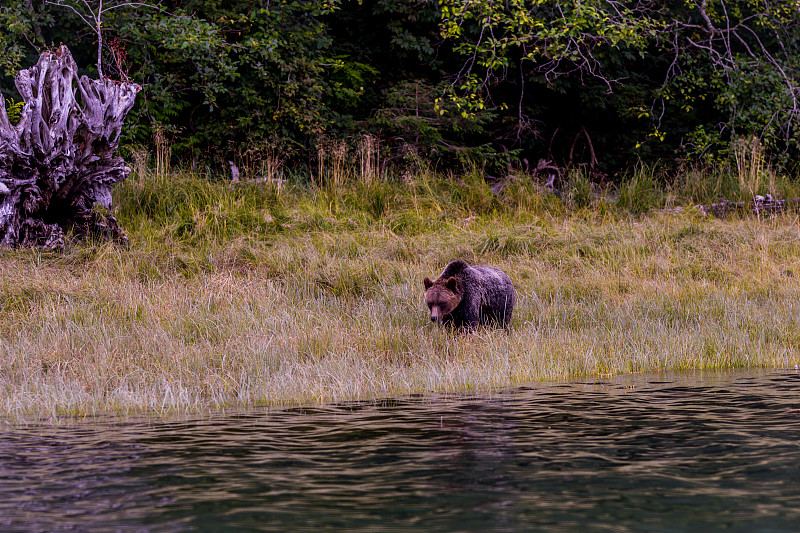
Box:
[152,125,171,178]
[2,161,800,420]
[667,140,800,205]
[735,136,772,198]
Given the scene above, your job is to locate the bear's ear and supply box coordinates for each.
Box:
[424,277,433,290]
[446,276,459,292]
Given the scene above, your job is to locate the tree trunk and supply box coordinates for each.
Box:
[0,45,139,249]
[698,195,800,217]
[659,195,800,217]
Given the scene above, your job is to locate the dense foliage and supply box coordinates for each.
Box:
[1,0,799,176]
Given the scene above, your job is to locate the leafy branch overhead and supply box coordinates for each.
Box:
[439,0,800,165]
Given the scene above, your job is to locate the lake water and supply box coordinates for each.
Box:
[2,369,800,532]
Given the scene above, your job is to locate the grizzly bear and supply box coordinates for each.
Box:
[423,260,515,329]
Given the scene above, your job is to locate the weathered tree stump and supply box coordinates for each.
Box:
[0,45,140,249]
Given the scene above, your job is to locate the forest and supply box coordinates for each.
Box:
[3,0,800,178]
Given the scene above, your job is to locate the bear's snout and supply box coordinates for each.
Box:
[430,305,442,323]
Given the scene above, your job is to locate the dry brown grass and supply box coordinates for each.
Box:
[2,169,800,419]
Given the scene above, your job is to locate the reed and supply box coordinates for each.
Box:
[153,125,171,179]
[358,134,380,183]
[1,166,800,420]
[735,136,770,199]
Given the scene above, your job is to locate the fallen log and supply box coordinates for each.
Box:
[0,45,140,249]
[660,194,800,217]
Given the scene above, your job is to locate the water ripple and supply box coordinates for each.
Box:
[2,369,800,532]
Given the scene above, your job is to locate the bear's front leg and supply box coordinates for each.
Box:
[462,302,482,329]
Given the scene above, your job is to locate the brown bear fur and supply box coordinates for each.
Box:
[424,260,515,329]
[423,275,462,323]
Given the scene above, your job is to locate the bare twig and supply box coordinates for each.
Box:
[45,0,162,77]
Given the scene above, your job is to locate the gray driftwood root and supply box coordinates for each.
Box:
[0,45,140,249]
[660,194,800,217]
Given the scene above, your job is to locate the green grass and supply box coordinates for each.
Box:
[2,167,800,420]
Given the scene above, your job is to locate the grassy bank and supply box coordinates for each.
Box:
[2,168,800,419]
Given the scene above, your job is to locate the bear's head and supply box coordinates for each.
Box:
[423,276,462,323]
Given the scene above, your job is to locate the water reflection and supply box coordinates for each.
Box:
[2,370,800,532]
